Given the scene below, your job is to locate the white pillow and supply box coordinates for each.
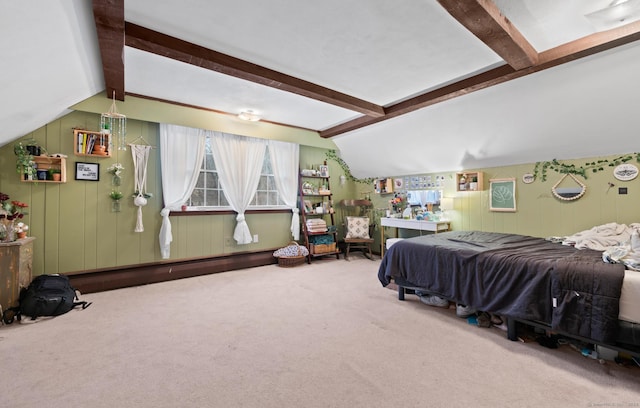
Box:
[346,216,370,239]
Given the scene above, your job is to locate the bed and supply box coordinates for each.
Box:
[378,231,640,355]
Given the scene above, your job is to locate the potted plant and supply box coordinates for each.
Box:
[14,140,48,181]
[14,141,37,180]
[15,222,29,239]
[48,168,62,182]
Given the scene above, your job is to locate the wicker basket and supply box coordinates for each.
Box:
[310,242,337,254]
[277,241,306,267]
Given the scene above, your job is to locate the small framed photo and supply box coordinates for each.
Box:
[489,178,516,212]
[75,162,100,181]
[319,165,329,178]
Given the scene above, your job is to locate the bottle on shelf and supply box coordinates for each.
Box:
[459,173,467,191]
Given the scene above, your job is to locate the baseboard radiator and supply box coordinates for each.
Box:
[67,250,278,294]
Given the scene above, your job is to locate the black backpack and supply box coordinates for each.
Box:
[3,274,91,324]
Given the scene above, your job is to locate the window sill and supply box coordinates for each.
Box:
[170,208,292,216]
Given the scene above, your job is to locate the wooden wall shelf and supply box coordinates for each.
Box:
[74,129,111,157]
[375,178,394,194]
[456,171,484,191]
[22,156,66,183]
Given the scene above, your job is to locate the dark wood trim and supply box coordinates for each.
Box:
[127,92,318,133]
[124,22,385,118]
[320,65,516,138]
[67,250,278,294]
[437,0,538,70]
[92,0,125,101]
[537,20,640,65]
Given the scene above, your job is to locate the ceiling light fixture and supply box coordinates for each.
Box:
[237,110,261,122]
[585,0,640,30]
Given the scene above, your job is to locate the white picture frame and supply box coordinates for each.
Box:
[489,178,516,212]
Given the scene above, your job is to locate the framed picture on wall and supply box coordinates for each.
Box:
[75,162,100,181]
[489,178,516,212]
[319,165,329,178]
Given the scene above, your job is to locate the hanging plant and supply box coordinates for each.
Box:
[132,191,153,199]
[109,191,124,212]
[533,153,640,182]
[325,150,376,185]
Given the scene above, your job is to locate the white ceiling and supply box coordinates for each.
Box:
[2,0,639,178]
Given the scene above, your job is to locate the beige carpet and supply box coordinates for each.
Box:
[1,257,639,408]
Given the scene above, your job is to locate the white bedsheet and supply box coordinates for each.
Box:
[620,270,640,324]
[563,222,640,251]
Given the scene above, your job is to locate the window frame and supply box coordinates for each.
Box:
[181,137,290,213]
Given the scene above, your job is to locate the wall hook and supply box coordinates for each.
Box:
[607,182,615,193]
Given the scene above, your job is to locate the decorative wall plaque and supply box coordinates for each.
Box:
[613,163,639,181]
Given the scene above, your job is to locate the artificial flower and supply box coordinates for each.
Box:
[106,162,124,176]
[0,192,28,220]
[15,222,29,233]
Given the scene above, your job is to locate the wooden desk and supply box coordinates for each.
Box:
[380,218,450,257]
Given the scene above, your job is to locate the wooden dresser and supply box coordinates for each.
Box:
[0,237,35,313]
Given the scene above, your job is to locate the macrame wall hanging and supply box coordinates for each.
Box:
[130,144,153,232]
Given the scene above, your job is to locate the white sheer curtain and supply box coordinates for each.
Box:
[268,140,300,240]
[159,124,206,259]
[209,131,266,245]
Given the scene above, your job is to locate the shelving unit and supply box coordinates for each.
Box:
[456,171,484,191]
[299,172,340,262]
[22,156,66,183]
[73,129,111,157]
[374,178,394,194]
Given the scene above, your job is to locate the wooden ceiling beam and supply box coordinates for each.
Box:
[320,65,516,138]
[538,20,640,65]
[93,1,640,138]
[437,0,538,70]
[124,23,385,118]
[92,0,125,101]
[320,21,640,138]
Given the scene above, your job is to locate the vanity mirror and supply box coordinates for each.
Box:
[551,173,586,201]
[406,190,441,207]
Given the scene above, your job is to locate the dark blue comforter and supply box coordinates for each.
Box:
[378,231,625,343]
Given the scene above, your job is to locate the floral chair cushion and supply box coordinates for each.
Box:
[346,216,370,239]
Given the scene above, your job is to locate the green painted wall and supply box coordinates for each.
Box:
[367,159,639,245]
[2,108,636,277]
[0,111,353,276]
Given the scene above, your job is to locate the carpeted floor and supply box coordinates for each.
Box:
[0,256,639,407]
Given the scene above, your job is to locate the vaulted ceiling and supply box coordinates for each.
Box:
[3,1,640,178]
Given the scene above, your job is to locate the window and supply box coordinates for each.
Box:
[187,137,285,209]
